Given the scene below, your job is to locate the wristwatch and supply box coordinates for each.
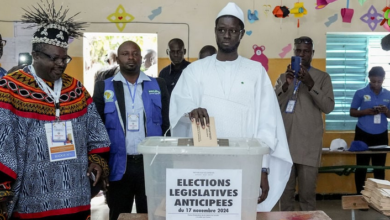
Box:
[262,168,270,174]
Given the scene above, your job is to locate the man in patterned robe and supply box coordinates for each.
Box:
[0,2,110,220]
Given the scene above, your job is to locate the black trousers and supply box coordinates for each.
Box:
[106,155,148,220]
[354,126,388,194]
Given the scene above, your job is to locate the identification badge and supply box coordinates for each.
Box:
[128,113,140,131]
[374,114,381,124]
[286,100,296,113]
[52,122,66,142]
[45,121,77,162]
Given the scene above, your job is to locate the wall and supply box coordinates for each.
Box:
[0,0,387,59]
[1,0,387,88]
[1,0,390,194]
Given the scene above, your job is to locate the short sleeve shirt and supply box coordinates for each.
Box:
[351,85,390,134]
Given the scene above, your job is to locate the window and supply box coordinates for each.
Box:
[325,33,390,131]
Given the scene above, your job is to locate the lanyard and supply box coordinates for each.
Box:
[292,66,311,96]
[293,78,301,96]
[28,65,62,119]
[125,79,138,112]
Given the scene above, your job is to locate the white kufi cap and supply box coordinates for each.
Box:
[216,2,245,27]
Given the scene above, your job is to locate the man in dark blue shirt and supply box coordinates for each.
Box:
[159,38,190,95]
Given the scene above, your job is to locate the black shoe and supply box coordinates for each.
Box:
[359,209,369,211]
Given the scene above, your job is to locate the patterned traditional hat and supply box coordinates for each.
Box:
[21,0,87,48]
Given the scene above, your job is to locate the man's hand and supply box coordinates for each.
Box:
[189,108,209,128]
[257,173,269,204]
[297,65,315,90]
[88,162,105,188]
[282,65,295,92]
[377,105,389,114]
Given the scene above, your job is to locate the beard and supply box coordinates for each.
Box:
[217,41,240,53]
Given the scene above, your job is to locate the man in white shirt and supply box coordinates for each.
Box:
[169,2,292,211]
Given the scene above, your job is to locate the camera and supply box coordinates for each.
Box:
[18,53,33,66]
[291,56,301,77]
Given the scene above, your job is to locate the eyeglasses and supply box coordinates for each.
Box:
[216,28,243,36]
[35,51,72,65]
[294,38,313,45]
[0,40,6,47]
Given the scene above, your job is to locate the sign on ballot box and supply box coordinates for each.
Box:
[138,137,269,220]
[166,169,242,220]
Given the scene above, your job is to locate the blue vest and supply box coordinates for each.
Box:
[103,77,163,181]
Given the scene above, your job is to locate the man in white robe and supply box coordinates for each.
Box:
[169,2,293,211]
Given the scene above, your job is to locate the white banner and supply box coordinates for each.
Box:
[166,169,242,220]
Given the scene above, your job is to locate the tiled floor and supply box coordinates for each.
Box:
[91,197,390,220]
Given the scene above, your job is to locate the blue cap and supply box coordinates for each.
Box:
[348,141,369,152]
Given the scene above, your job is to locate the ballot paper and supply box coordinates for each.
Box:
[191,117,218,147]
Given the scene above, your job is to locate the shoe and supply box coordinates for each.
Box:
[359,209,369,211]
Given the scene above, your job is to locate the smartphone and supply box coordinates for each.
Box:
[291,56,301,77]
[373,106,382,111]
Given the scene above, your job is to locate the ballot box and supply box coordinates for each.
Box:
[138,137,269,220]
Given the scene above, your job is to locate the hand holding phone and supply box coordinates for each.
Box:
[291,56,301,77]
[373,105,388,114]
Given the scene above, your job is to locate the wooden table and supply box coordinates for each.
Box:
[322,150,390,155]
[118,211,332,220]
[320,150,390,176]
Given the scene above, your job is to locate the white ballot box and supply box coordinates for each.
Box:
[138,137,269,220]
